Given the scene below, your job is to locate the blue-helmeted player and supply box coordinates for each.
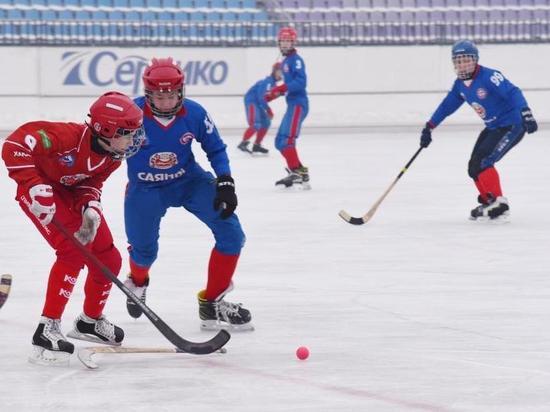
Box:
[265,26,310,189]
[123,57,252,331]
[420,40,538,220]
[237,63,283,155]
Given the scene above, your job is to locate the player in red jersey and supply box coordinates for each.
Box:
[1,91,144,365]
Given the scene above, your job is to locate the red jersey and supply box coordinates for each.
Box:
[2,121,120,209]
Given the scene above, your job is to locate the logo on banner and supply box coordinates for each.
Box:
[61,51,229,94]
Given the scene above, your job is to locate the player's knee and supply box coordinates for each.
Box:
[275,136,287,151]
[130,244,159,268]
[217,226,246,254]
[95,244,122,277]
[468,158,483,179]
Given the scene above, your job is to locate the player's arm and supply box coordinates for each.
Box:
[487,70,537,133]
[419,83,464,148]
[196,110,231,177]
[1,128,58,188]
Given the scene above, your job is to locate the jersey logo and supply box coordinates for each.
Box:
[37,129,52,150]
[149,152,178,169]
[180,132,195,145]
[60,173,89,186]
[476,88,488,99]
[87,157,106,172]
[58,149,77,167]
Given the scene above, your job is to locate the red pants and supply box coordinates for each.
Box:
[17,184,121,320]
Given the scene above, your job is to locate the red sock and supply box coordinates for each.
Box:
[477,167,503,198]
[42,260,81,319]
[83,274,113,319]
[129,258,150,286]
[205,248,239,301]
[242,127,255,141]
[255,128,268,145]
[281,147,301,170]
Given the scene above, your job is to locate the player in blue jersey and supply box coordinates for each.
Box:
[420,40,538,220]
[237,62,283,155]
[265,26,310,189]
[122,58,252,331]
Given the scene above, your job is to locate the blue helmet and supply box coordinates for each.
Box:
[451,40,479,80]
[452,40,479,61]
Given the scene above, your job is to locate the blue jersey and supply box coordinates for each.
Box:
[128,97,230,186]
[430,65,527,129]
[244,76,276,111]
[281,51,308,104]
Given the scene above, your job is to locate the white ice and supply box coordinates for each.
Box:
[1,128,549,412]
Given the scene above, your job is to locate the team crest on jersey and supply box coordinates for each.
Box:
[149,152,178,169]
[471,102,486,119]
[58,149,77,167]
[180,132,195,145]
[60,173,89,186]
[476,88,488,99]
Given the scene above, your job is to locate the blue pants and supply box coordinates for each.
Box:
[125,167,245,268]
[275,101,309,151]
[468,124,525,179]
[244,101,271,130]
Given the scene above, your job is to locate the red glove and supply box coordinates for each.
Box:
[264,84,288,102]
[266,107,274,119]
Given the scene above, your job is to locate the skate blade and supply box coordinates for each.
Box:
[28,345,71,366]
[469,212,510,223]
[67,329,122,346]
[200,320,255,332]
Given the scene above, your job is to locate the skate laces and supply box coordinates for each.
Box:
[43,318,65,341]
[94,316,117,341]
[215,300,243,320]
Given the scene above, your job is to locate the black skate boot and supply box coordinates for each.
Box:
[470,194,510,221]
[252,143,269,154]
[237,140,252,153]
[275,166,310,189]
[123,275,149,319]
[67,313,124,345]
[198,284,253,331]
[29,316,74,365]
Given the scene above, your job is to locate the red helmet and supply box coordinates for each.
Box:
[142,57,185,117]
[89,91,142,138]
[278,26,297,42]
[277,27,297,55]
[88,91,144,160]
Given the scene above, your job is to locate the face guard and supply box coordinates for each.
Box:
[88,91,145,160]
[451,40,479,80]
[142,57,185,118]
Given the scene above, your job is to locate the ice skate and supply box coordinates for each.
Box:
[237,140,252,153]
[29,316,74,366]
[470,195,510,222]
[252,143,269,155]
[198,284,253,332]
[67,313,124,346]
[123,275,149,319]
[275,166,311,190]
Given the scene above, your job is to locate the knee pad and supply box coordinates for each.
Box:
[216,225,246,255]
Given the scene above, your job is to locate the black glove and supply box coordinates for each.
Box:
[521,107,538,134]
[420,122,433,148]
[214,175,237,219]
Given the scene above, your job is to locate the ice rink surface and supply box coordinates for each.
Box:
[1,127,549,412]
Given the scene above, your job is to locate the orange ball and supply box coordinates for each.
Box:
[296,346,309,360]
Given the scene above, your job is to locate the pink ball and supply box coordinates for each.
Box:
[296,346,309,360]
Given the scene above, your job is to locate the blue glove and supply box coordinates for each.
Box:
[521,107,538,134]
[420,123,433,148]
